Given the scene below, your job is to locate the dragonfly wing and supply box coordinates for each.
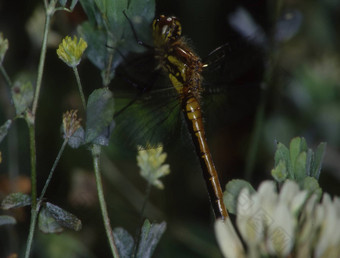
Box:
[111,76,183,151]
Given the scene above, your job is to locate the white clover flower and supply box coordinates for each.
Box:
[314,194,340,258]
[236,188,264,246]
[215,219,245,258]
[215,180,340,258]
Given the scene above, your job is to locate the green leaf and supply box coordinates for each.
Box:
[70,0,79,10]
[11,80,34,115]
[38,206,64,234]
[78,0,155,84]
[85,88,114,144]
[274,142,292,178]
[0,119,12,144]
[44,202,82,231]
[303,177,322,197]
[67,126,85,148]
[294,151,307,181]
[1,192,31,210]
[305,148,313,176]
[136,219,166,258]
[0,215,16,226]
[223,179,255,214]
[79,0,105,27]
[59,0,67,6]
[311,142,326,179]
[289,137,302,172]
[78,21,108,70]
[113,227,134,258]
[271,160,288,183]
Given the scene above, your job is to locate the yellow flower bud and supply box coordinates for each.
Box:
[57,36,87,67]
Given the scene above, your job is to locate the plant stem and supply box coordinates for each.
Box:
[27,120,37,211]
[24,118,37,258]
[72,66,86,110]
[39,138,68,200]
[24,204,39,258]
[133,180,152,256]
[32,12,51,116]
[24,2,56,256]
[92,144,120,258]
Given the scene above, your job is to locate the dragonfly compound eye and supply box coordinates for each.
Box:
[152,15,182,46]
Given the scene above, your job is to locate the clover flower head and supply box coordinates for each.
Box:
[137,144,170,189]
[57,36,87,67]
[63,110,82,139]
[215,180,340,258]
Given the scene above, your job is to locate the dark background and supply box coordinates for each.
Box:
[0,0,340,257]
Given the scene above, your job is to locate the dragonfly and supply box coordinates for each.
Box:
[110,13,263,220]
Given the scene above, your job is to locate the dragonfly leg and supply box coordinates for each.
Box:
[123,10,154,50]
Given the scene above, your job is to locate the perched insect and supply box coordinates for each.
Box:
[111,12,263,220]
[150,15,228,219]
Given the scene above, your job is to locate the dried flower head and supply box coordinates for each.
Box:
[63,110,82,139]
[56,36,87,67]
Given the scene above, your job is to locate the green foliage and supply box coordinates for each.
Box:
[137,219,167,257]
[224,179,255,214]
[113,219,166,258]
[39,207,65,234]
[1,192,31,210]
[59,0,79,11]
[11,79,34,115]
[85,88,115,145]
[0,215,16,226]
[0,119,12,144]
[1,193,81,233]
[66,126,85,148]
[271,137,325,195]
[78,0,155,84]
[39,202,82,233]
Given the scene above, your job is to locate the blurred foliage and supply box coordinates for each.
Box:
[0,0,339,257]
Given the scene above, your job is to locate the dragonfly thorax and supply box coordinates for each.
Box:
[152,15,203,100]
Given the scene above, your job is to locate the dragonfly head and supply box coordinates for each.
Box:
[152,15,182,47]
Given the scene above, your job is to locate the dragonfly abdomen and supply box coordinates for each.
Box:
[184,96,228,220]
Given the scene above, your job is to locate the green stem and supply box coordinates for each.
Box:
[0,64,12,86]
[27,119,37,210]
[92,144,120,258]
[133,180,152,257]
[24,127,69,258]
[24,3,57,256]
[24,204,39,258]
[72,66,86,110]
[24,117,37,258]
[39,138,68,200]
[32,12,51,116]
